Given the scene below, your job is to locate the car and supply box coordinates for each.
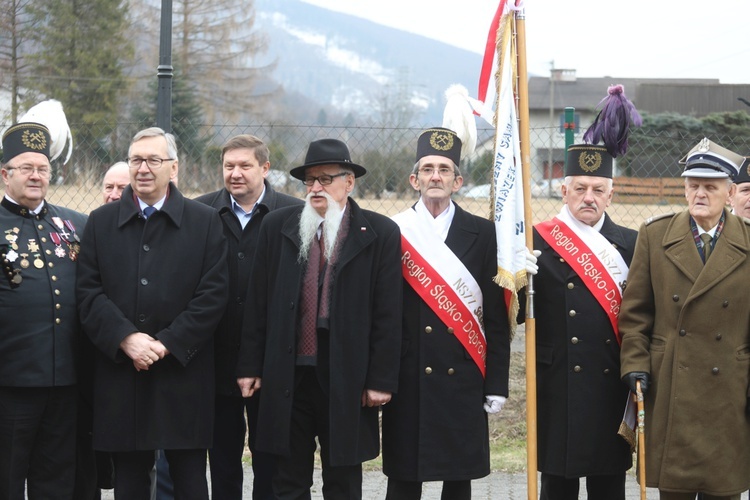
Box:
[461,184,492,199]
[531,179,563,198]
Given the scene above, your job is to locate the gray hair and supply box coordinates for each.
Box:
[129,127,178,161]
[411,159,461,177]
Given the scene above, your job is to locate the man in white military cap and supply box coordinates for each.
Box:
[620,138,750,499]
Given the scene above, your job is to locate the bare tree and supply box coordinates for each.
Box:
[0,0,38,122]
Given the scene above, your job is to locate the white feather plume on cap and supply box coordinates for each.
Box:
[442,84,478,160]
[19,99,73,165]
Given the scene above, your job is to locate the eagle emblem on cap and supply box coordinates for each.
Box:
[579,151,602,172]
[21,129,47,151]
[429,130,454,152]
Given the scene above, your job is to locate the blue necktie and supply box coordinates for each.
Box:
[143,206,156,218]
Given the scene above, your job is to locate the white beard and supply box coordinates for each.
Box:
[298,191,344,263]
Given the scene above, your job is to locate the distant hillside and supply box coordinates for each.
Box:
[255,0,484,125]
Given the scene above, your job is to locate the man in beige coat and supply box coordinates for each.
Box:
[620,138,750,500]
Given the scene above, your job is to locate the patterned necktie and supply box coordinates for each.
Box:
[298,223,324,359]
[143,206,156,218]
[700,233,712,263]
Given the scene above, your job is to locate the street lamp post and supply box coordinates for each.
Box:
[156,0,173,132]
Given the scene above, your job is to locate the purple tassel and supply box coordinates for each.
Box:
[583,84,643,158]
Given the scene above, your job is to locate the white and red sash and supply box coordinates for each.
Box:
[535,206,629,343]
[392,208,487,377]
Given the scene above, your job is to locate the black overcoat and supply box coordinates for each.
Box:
[194,181,302,396]
[381,203,510,481]
[77,184,228,451]
[236,198,402,466]
[522,212,636,477]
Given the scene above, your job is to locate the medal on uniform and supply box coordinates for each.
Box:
[68,242,79,261]
[11,269,22,285]
[50,232,66,258]
[27,239,39,253]
[6,249,18,262]
[5,230,18,250]
[33,254,44,269]
[19,253,29,268]
[63,220,79,243]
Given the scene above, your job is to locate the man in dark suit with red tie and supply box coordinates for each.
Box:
[237,138,402,500]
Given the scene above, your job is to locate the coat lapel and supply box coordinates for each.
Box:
[337,199,376,270]
[445,203,479,258]
[664,210,749,302]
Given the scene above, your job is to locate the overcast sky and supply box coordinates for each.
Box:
[302,0,750,86]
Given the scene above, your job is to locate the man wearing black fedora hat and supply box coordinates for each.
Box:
[620,138,750,499]
[237,138,402,499]
[0,122,88,497]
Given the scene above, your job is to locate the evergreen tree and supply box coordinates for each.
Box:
[24,0,133,162]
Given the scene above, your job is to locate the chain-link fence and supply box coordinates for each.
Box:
[16,120,750,231]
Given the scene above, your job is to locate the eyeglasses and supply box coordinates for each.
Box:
[6,165,51,178]
[127,157,174,169]
[418,166,455,177]
[303,172,349,186]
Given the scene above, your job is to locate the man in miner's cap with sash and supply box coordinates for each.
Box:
[521,85,639,500]
[381,126,510,500]
[0,122,87,497]
[620,138,750,499]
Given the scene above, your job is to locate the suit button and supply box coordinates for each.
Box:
[569,310,576,317]
[571,337,579,344]
[673,295,679,302]
[236,296,243,304]
[679,329,686,337]
[605,339,611,345]
[141,278,148,285]
[238,252,245,260]
[424,326,432,334]
[448,368,455,375]
[46,249,51,255]
[55,318,61,324]
[712,367,719,374]
[51,275,57,281]
[559,258,565,263]
[287,346,292,353]
[48,262,54,268]
[716,333,722,340]
[567,283,574,289]
[723,300,729,308]
[55,289,60,296]
[284,390,290,397]
[41,237,47,243]
[603,368,610,374]
[446,327,454,334]
[289,302,294,309]
[573,365,582,373]
[138,314,146,322]
[143,244,150,251]
[425,367,433,375]
[55,304,61,310]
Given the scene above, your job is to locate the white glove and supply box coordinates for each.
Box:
[483,395,507,414]
[525,249,541,275]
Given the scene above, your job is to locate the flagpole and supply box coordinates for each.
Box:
[513,7,538,500]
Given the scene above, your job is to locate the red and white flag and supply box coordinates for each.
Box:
[486,1,527,329]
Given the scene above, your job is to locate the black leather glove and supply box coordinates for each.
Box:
[622,371,650,394]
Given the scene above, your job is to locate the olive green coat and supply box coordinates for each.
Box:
[620,209,750,496]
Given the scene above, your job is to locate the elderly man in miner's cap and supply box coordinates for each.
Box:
[381,127,510,500]
[521,86,640,500]
[620,138,750,499]
[0,122,87,497]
